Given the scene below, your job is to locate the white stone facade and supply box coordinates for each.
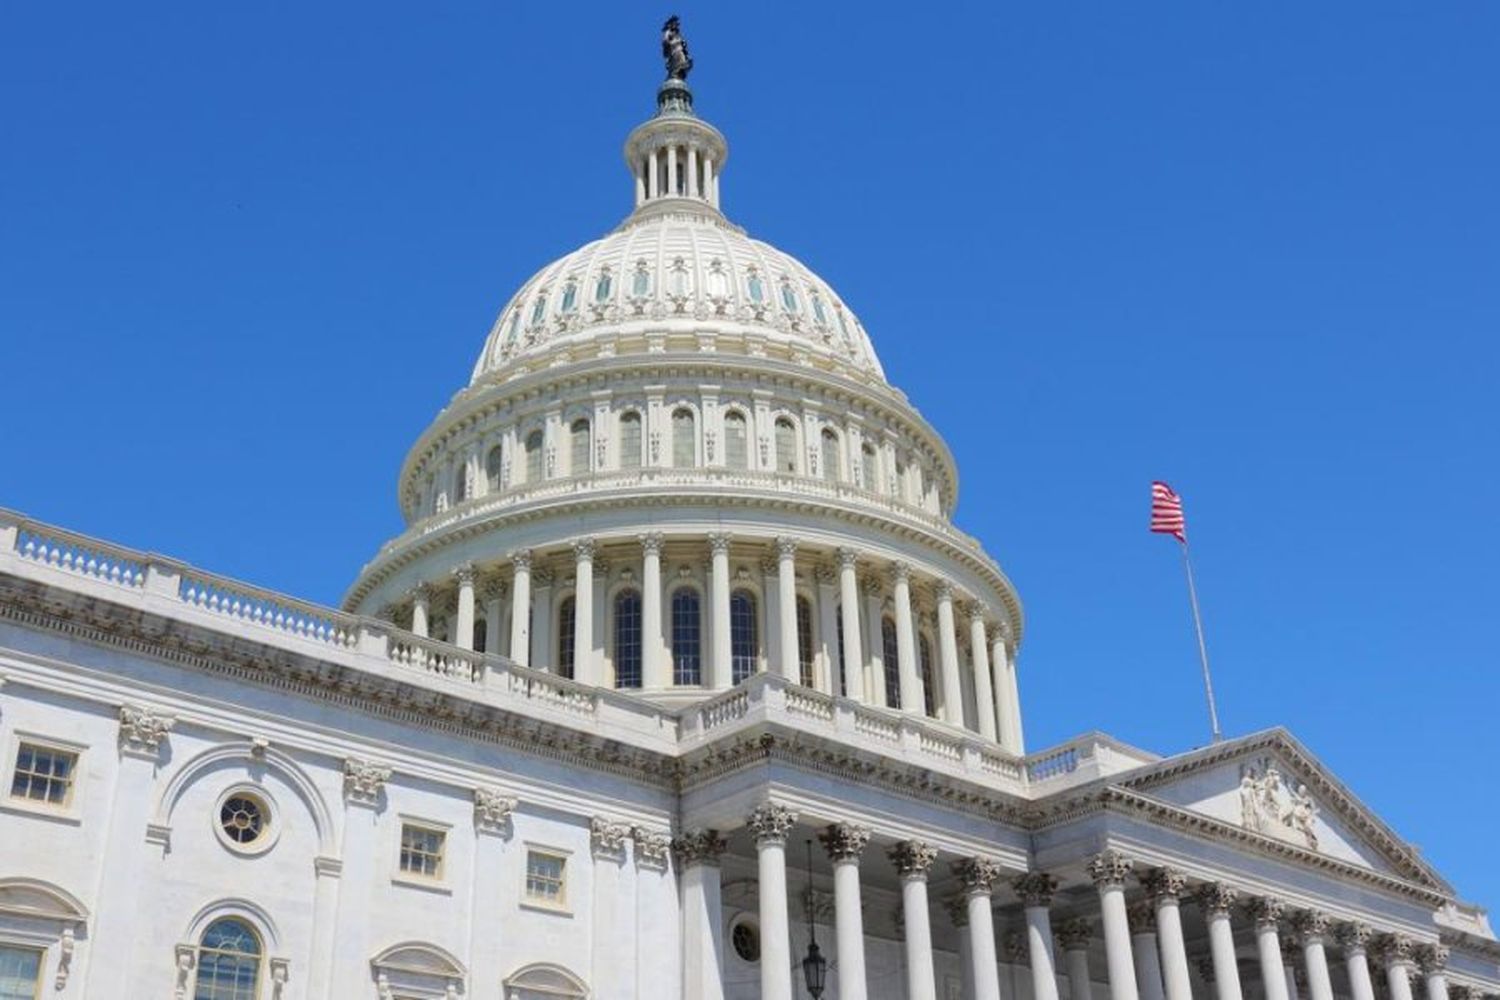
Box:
[1,51,1497,1000]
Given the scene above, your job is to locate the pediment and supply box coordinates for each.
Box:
[0,879,88,923]
[1113,729,1448,891]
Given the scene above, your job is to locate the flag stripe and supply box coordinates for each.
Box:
[1150,480,1187,542]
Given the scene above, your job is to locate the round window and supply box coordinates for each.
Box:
[731,919,761,963]
[213,786,279,856]
[220,795,265,844]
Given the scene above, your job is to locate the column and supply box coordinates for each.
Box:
[891,563,922,713]
[648,151,659,200]
[1338,924,1377,1000]
[1130,903,1167,1000]
[481,578,505,656]
[1088,851,1140,1000]
[709,533,732,688]
[934,582,964,725]
[676,830,728,1000]
[820,823,872,1000]
[952,858,1002,1000]
[1292,912,1336,1000]
[705,156,717,207]
[776,538,800,683]
[889,841,939,1000]
[687,145,699,197]
[1198,884,1245,1000]
[410,583,430,638]
[641,534,667,688]
[967,606,997,739]
[815,564,839,694]
[749,804,797,1000]
[1016,872,1063,1000]
[1416,946,1450,1000]
[454,563,476,650]
[946,897,975,1000]
[590,817,632,1000]
[837,548,865,702]
[862,577,887,707]
[634,164,646,206]
[1251,898,1290,1000]
[1378,937,1417,1000]
[667,145,678,196]
[573,538,596,685]
[991,622,1024,751]
[509,551,532,667]
[1058,919,1094,1000]
[1142,868,1193,1000]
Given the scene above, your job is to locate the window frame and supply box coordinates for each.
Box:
[393,818,453,892]
[191,917,263,1000]
[521,844,572,915]
[617,410,643,470]
[3,734,85,824]
[729,589,759,685]
[211,784,279,858]
[0,943,43,1000]
[671,586,703,686]
[613,588,643,689]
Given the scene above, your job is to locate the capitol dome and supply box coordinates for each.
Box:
[344,71,1026,752]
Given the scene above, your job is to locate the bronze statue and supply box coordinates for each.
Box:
[662,16,693,81]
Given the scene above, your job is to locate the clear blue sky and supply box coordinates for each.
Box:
[3,4,1497,904]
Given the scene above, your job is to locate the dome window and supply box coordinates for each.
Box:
[811,294,828,326]
[594,270,613,303]
[530,294,549,327]
[506,309,522,345]
[561,281,579,314]
[705,259,730,298]
[746,273,765,303]
[632,265,651,298]
[836,307,851,340]
[780,282,799,313]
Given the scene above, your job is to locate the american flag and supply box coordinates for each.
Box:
[1151,481,1187,542]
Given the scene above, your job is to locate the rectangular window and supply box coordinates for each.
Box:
[398,823,446,880]
[10,742,77,808]
[525,850,567,906]
[0,946,41,1000]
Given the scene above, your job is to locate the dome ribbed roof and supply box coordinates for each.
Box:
[469,210,886,385]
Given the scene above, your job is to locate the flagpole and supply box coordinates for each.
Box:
[1178,539,1222,743]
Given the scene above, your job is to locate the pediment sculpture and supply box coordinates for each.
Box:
[1239,758,1319,850]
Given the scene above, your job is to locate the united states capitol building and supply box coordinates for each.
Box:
[1,23,1496,1000]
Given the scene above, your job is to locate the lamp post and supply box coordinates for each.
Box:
[802,839,827,998]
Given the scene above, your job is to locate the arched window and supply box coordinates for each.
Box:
[730,590,758,684]
[774,419,798,474]
[454,465,469,502]
[861,444,878,492]
[671,408,696,467]
[524,430,544,483]
[672,589,702,685]
[486,446,504,491]
[618,411,642,469]
[918,635,937,718]
[557,597,576,680]
[795,596,815,688]
[615,590,642,689]
[194,918,262,1000]
[821,429,841,483]
[724,411,748,470]
[882,617,901,709]
[569,419,590,476]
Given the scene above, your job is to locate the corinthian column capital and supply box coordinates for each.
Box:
[1056,917,1092,952]
[1293,910,1333,944]
[1196,882,1239,915]
[1250,896,1287,930]
[887,840,937,880]
[952,856,1002,896]
[1337,922,1376,953]
[818,822,871,863]
[1141,866,1189,901]
[1086,849,1133,889]
[1012,871,1059,908]
[747,803,798,846]
[774,536,798,560]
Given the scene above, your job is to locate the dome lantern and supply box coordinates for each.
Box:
[623,18,728,218]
